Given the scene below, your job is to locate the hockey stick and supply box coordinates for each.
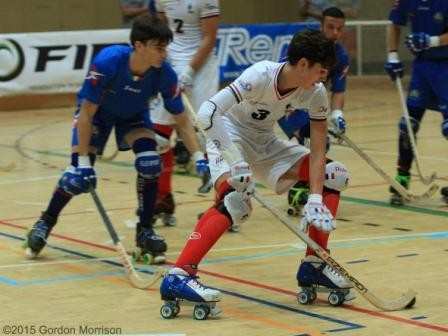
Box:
[330,130,438,202]
[90,189,165,289]
[0,162,16,172]
[182,93,213,194]
[396,77,436,185]
[252,192,417,311]
[98,149,119,162]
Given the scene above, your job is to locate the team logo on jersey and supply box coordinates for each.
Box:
[85,66,104,86]
[434,12,444,23]
[189,232,201,240]
[237,79,252,91]
[318,106,328,114]
[124,85,141,94]
[409,89,420,99]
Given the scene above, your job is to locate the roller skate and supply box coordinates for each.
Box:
[174,140,191,172]
[23,212,57,259]
[287,182,309,216]
[160,267,221,320]
[441,186,448,204]
[132,223,167,264]
[296,255,355,307]
[389,170,410,206]
[152,193,177,227]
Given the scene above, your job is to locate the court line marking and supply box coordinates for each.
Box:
[1,222,447,333]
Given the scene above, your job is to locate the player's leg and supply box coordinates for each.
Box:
[123,125,167,264]
[390,61,427,205]
[25,110,103,258]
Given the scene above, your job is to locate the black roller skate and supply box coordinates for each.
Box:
[441,186,448,204]
[174,139,191,172]
[297,255,355,307]
[160,267,221,320]
[153,193,176,226]
[389,170,410,206]
[23,212,57,259]
[287,182,309,216]
[132,222,167,264]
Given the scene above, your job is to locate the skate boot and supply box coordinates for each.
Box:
[389,171,410,206]
[296,255,355,306]
[287,182,309,216]
[160,267,221,320]
[133,223,167,264]
[153,193,177,227]
[174,140,191,171]
[441,186,448,204]
[23,212,57,259]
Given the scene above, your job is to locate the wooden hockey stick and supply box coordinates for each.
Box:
[396,77,437,185]
[90,189,165,289]
[98,149,119,162]
[253,192,417,311]
[330,130,438,202]
[0,162,16,172]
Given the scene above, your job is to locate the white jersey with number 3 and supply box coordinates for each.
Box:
[155,0,220,62]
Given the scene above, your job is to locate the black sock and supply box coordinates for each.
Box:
[45,187,72,220]
[137,174,158,230]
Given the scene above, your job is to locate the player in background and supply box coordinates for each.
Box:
[23,15,205,264]
[384,0,448,205]
[145,0,220,226]
[280,6,349,215]
[159,30,354,320]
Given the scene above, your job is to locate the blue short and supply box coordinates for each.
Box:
[71,107,152,154]
[407,59,448,116]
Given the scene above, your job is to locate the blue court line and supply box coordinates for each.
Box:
[0,231,363,333]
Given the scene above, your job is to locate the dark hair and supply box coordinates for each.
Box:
[130,14,173,46]
[287,30,336,70]
[322,7,345,21]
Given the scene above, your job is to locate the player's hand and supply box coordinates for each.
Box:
[384,52,403,81]
[192,151,209,176]
[59,157,96,195]
[405,33,431,53]
[300,194,335,233]
[330,109,346,135]
[179,65,195,91]
[77,156,97,190]
[228,160,253,193]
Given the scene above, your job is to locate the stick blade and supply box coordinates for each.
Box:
[128,268,165,290]
[364,289,417,311]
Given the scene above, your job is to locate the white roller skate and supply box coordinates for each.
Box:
[160,267,221,320]
[296,255,355,307]
[132,223,167,264]
[23,213,56,259]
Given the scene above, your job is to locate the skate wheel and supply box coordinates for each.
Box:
[297,289,316,305]
[24,247,37,259]
[160,302,176,319]
[193,304,210,320]
[152,254,166,264]
[142,253,155,265]
[328,292,345,306]
[287,207,297,216]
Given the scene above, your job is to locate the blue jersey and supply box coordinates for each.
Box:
[77,45,183,123]
[329,42,349,93]
[389,0,448,60]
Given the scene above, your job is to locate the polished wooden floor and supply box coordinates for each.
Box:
[0,77,447,336]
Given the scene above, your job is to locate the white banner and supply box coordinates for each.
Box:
[0,30,129,96]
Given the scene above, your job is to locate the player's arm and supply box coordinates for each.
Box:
[309,119,327,195]
[387,24,401,53]
[189,15,219,72]
[331,92,344,111]
[77,100,98,156]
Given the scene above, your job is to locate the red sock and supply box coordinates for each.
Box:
[175,181,232,275]
[297,155,340,256]
[158,149,173,199]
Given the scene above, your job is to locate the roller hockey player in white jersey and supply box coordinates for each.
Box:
[159,30,354,320]
[147,0,220,226]
[280,7,350,217]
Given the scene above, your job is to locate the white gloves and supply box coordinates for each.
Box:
[227,160,253,193]
[179,65,195,91]
[300,194,336,232]
[330,109,346,135]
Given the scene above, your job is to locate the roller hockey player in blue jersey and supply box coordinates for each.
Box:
[384,0,448,205]
[24,15,206,264]
[279,7,350,217]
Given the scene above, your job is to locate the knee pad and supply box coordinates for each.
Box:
[133,138,161,179]
[442,119,448,139]
[223,191,253,224]
[398,115,420,135]
[324,161,349,192]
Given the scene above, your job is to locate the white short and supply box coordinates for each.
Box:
[151,55,219,125]
[207,119,309,194]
